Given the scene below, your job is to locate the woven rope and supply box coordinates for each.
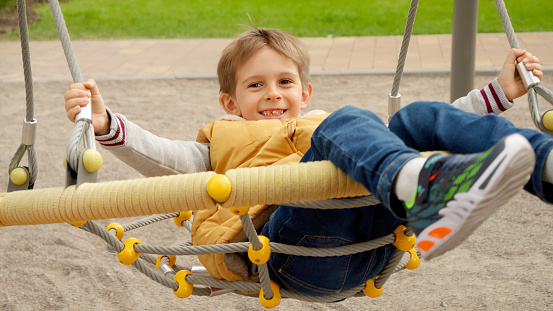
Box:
[390,0,419,97]
[48,0,95,171]
[10,0,39,187]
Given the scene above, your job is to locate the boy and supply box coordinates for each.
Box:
[64,28,550,296]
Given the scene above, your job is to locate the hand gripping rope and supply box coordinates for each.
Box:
[48,0,103,187]
[494,0,553,136]
[388,0,553,137]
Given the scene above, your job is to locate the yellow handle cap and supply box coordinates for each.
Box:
[542,110,553,131]
[82,149,103,173]
[10,167,28,186]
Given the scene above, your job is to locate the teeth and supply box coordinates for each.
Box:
[261,110,284,116]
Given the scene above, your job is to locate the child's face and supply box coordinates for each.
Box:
[219,46,312,121]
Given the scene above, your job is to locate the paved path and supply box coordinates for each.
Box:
[1,32,553,82]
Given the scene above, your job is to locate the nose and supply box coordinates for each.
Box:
[265,85,282,101]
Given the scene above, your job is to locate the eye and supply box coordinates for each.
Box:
[248,82,262,88]
[280,79,293,85]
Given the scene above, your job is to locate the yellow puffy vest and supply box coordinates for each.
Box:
[194,113,330,281]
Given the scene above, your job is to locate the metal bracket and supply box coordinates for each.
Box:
[388,93,401,123]
[65,149,98,188]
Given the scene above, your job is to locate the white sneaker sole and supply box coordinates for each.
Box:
[416,133,535,260]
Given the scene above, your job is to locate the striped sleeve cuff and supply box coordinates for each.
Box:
[477,78,513,114]
[95,108,127,148]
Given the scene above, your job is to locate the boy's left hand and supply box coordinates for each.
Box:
[498,48,543,101]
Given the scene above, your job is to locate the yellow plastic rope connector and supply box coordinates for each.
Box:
[69,221,87,227]
[259,280,281,309]
[543,110,553,131]
[405,248,421,270]
[173,211,193,227]
[391,225,416,252]
[363,278,383,298]
[248,235,271,265]
[206,174,232,203]
[82,149,103,173]
[173,270,193,298]
[156,255,176,269]
[10,167,28,186]
[117,238,141,265]
[230,205,250,216]
[106,222,124,240]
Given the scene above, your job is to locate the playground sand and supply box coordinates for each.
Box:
[0,74,552,310]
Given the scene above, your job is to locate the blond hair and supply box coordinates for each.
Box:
[217,27,311,95]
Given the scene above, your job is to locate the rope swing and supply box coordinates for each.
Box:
[2,0,551,309]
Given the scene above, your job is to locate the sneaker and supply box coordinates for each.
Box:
[404,133,535,260]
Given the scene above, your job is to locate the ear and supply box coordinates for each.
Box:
[219,93,241,116]
[300,83,313,110]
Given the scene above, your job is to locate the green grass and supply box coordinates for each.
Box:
[3,0,553,40]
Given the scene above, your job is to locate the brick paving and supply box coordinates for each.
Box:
[0,32,552,82]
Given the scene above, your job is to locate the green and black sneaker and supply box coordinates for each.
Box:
[404,133,535,260]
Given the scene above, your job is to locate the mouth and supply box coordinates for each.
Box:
[260,109,286,118]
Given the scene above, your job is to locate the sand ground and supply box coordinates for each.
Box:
[1,74,552,310]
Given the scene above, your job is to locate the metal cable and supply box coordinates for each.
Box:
[285,196,380,209]
[11,0,39,187]
[495,0,553,135]
[494,0,520,49]
[390,0,419,97]
[48,0,95,172]
[123,213,180,231]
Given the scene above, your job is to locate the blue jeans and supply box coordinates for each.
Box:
[390,101,553,203]
[262,103,553,296]
[262,106,416,296]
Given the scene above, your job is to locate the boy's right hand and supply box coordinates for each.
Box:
[64,79,110,135]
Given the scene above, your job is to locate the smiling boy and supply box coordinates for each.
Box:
[64,28,552,297]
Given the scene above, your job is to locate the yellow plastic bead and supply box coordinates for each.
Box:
[156,255,177,269]
[206,174,231,203]
[173,270,193,298]
[69,221,87,227]
[10,167,28,186]
[173,211,193,227]
[248,235,271,265]
[259,280,281,309]
[117,238,141,265]
[230,205,250,216]
[82,149,103,173]
[542,110,553,131]
[106,223,125,240]
[405,248,421,270]
[391,225,416,252]
[363,278,383,298]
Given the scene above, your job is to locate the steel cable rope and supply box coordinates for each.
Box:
[494,0,553,135]
[48,0,96,173]
[8,0,39,189]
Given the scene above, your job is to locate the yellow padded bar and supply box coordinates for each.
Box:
[0,171,217,227]
[221,161,370,208]
[0,161,370,227]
